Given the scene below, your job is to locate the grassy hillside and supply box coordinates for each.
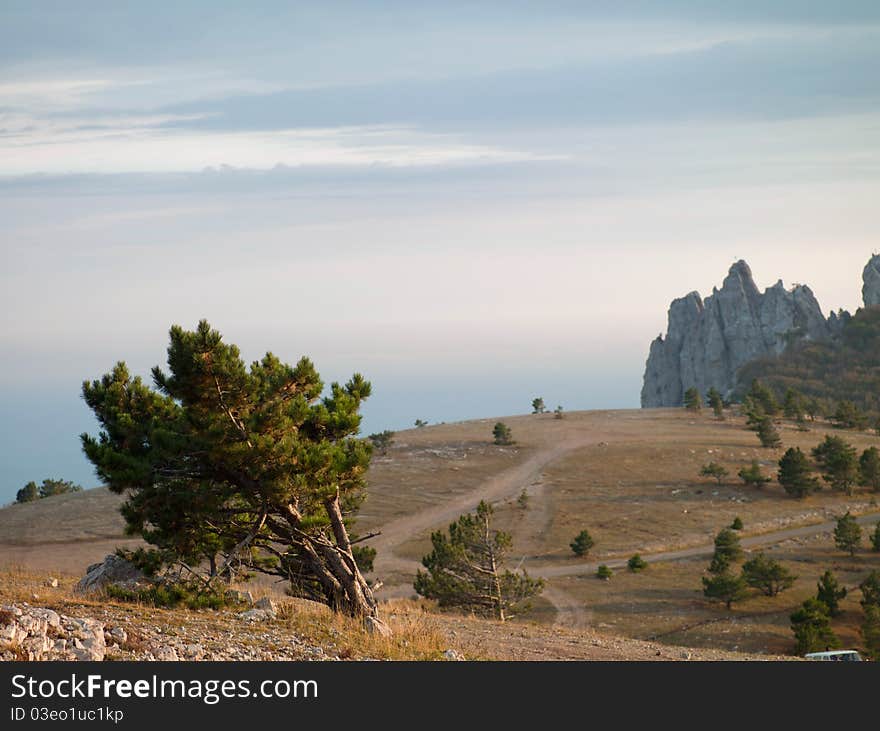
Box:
[2,408,878,657]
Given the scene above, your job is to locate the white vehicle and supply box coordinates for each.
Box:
[804,650,863,662]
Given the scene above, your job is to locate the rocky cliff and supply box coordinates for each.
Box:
[641,260,832,407]
[864,254,880,307]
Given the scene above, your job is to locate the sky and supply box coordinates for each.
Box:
[2,2,880,503]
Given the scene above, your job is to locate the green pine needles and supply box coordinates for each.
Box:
[80,320,384,626]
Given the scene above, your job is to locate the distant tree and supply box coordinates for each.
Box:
[783,388,805,421]
[683,387,702,412]
[413,501,543,621]
[738,461,771,489]
[531,398,546,414]
[805,397,823,422]
[493,422,514,446]
[730,516,744,531]
[860,570,880,610]
[414,419,428,428]
[517,489,529,511]
[700,462,728,485]
[15,482,40,503]
[816,570,847,617]
[834,512,862,556]
[859,447,880,492]
[790,598,839,655]
[627,554,647,572]
[777,448,819,498]
[830,400,868,430]
[37,478,84,498]
[707,388,724,419]
[812,436,860,495]
[709,528,743,574]
[862,605,880,661]
[743,396,766,431]
[755,417,781,448]
[702,571,748,610]
[596,565,612,580]
[747,379,780,416]
[741,553,797,597]
[16,478,83,503]
[368,430,395,456]
[570,530,595,558]
[554,405,564,420]
[872,522,880,553]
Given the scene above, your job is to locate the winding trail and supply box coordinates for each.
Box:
[371,434,602,582]
[371,432,880,628]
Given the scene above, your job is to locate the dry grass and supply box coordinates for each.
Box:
[494,411,880,563]
[537,531,880,655]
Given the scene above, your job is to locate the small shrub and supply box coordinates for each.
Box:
[730,516,744,531]
[627,554,647,572]
[596,565,612,580]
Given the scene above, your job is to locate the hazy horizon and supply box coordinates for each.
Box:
[2,2,880,502]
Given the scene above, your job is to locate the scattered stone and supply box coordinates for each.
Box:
[364,616,392,638]
[443,649,465,661]
[46,578,59,588]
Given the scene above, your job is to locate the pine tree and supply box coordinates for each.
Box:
[747,380,780,416]
[709,528,743,574]
[783,388,805,421]
[777,447,819,498]
[859,447,880,491]
[862,605,880,661]
[627,554,647,572]
[707,387,724,419]
[570,530,595,557]
[531,397,546,414]
[15,482,39,503]
[596,565,613,580]
[700,462,728,485]
[812,435,860,495]
[493,422,514,445]
[36,478,83,498]
[816,570,847,617]
[738,460,771,488]
[860,570,880,610]
[702,571,747,610]
[833,512,862,556]
[683,387,702,412]
[830,400,868,430]
[741,553,797,597]
[755,416,781,448]
[81,320,383,624]
[871,522,880,553]
[790,598,839,655]
[413,501,543,621]
[368,430,395,456]
[730,516,744,531]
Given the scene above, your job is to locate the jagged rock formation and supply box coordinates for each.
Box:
[864,254,880,307]
[641,261,832,407]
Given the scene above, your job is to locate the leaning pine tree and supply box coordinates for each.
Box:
[414,500,543,621]
[80,321,387,630]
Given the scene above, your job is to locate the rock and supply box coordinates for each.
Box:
[254,596,277,614]
[642,260,834,406]
[864,254,880,307]
[237,608,274,622]
[151,645,180,661]
[443,649,465,661]
[75,554,149,595]
[46,578,59,588]
[109,626,127,644]
[225,589,254,605]
[364,615,392,638]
